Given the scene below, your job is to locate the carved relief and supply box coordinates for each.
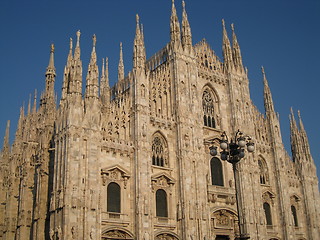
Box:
[262,191,275,205]
[71,226,78,239]
[212,209,237,230]
[101,165,131,188]
[102,229,133,239]
[155,233,179,240]
[151,173,175,192]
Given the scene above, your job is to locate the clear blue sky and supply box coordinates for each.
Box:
[0,0,320,177]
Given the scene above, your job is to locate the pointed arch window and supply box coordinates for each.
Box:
[258,159,269,185]
[107,182,121,213]
[152,133,168,167]
[211,157,224,186]
[156,189,168,217]
[291,205,298,227]
[202,89,216,128]
[263,202,272,226]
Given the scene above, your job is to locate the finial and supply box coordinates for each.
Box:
[182,0,185,9]
[69,38,73,50]
[231,23,234,32]
[136,14,140,25]
[261,66,265,75]
[33,89,37,113]
[120,42,122,49]
[172,0,175,4]
[50,43,55,53]
[290,107,294,116]
[92,34,96,47]
[76,30,81,46]
[101,58,105,76]
[222,19,226,28]
[297,110,301,119]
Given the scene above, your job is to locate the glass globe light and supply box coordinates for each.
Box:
[247,143,255,152]
[221,151,228,161]
[220,141,228,150]
[238,137,246,148]
[209,146,217,156]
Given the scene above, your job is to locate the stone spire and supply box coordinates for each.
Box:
[262,67,275,114]
[70,30,83,97]
[67,37,73,66]
[27,94,32,116]
[231,23,243,72]
[290,108,300,162]
[222,19,233,71]
[133,14,146,71]
[61,38,74,105]
[170,0,181,46]
[118,42,124,81]
[2,120,10,155]
[85,34,99,100]
[74,30,81,60]
[46,43,56,76]
[297,110,312,160]
[32,89,37,114]
[44,44,56,103]
[100,58,110,105]
[181,0,192,51]
[14,105,24,143]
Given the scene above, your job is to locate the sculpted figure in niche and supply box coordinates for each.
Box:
[49,229,55,240]
[71,226,78,239]
[144,232,150,240]
[56,226,62,240]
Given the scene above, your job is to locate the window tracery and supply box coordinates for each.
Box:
[258,158,269,185]
[152,132,168,167]
[202,89,216,128]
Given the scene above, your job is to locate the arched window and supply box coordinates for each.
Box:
[202,89,216,128]
[211,157,224,186]
[258,159,269,185]
[156,189,168,217]
[152,133,168,167]
[263,202,272,226]
[107,182,121,213]
[291,205,298,227]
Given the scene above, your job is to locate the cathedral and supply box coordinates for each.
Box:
[1,1,320,240]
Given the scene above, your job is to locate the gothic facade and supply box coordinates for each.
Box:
[0,1,319,240]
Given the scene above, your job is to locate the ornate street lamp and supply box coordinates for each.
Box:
[207,130,254,240]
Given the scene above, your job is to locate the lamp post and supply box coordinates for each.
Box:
[207,130,254,240]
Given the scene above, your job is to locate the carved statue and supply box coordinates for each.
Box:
[49,229,55,240]
[56,226,62,240]
[71,226,78,239]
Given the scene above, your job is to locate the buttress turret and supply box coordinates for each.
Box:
[69,30,83,99]
[85,34,99,100]
[231,23,244,73]
[181,1,192,52]
[222,19,233,72]
[262,67,275,115]
[170,0,181,48]
[118,42,125,82]
[133,14,146,73]
[100,57,110,106]
[43,44,56,107]
[1,120,10,158]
